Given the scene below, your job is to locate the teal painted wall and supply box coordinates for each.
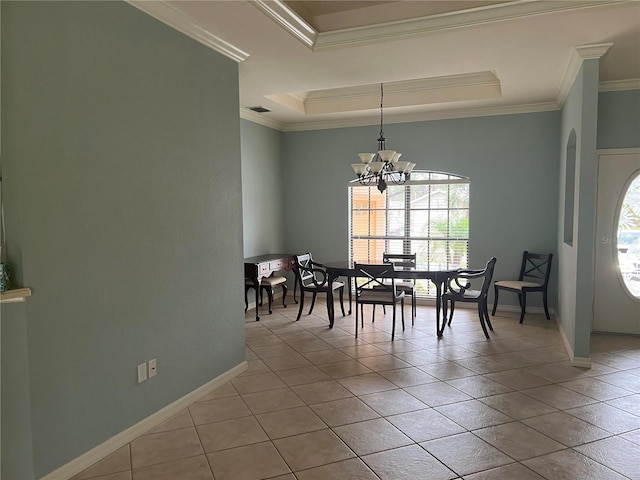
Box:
[240,120,286,257]
[1,2,245,477]
[557,60,602,360]
[281,112,560,308]
[598,90,640,149]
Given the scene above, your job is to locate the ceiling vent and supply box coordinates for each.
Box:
[247,106,271,113]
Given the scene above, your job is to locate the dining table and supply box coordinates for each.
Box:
[323,261,460,338]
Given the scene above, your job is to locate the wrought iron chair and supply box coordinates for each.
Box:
[294,253,345,322]
[383,252,417,321]
[354,263,405,340]
[492,251,553,323]
[244,275,288,315]
[442,257,497,339]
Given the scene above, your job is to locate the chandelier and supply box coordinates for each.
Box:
[351,83,415,193]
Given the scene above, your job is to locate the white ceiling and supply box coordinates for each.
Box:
[130,0,640,131]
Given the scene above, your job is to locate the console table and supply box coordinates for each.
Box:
[244,254,296,321]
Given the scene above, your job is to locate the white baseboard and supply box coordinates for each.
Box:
[557,318,592,368]
[416,297,554,315]
[41,361,248,480]
[245,290,287,312]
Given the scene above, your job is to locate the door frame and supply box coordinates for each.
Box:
[594,147,640,333]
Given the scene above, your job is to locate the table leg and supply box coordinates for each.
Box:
[347,275,353,315]
[327,271,337,328]
[253,278,260,322]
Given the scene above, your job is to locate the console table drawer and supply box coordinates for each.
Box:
[269,260,284,270]
[258,263,271,275]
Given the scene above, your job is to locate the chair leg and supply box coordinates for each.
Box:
[412,291,416,324]
[326,293,335,324]
[295,292,305,321]
[391,304,396,341]
[372,305,376,323]
[492,286,499,315]
[519,292,527,324]
[355,298,359,338]
[542,291,550,319]
[339,287,346,317]
[244,286,250,312]
[281,284,288,308]
[309,293,317,314]
[481,298,493,331]
[264,286,274,314]
[401,299,405,332]
[447,300,456,326]
[478,302,490,339]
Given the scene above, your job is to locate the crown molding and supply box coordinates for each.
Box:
[127,1,250,62]
[599,79,640,92]
[252,0,317,48]
[302,72,501,115]
[313,0,629,51]
[240,108,285,131]
[556,43,613,106]
[279,101,559,132]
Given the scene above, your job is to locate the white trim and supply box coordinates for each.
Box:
[314,1,627,51]
[558,319,593,368]
[491,304,555,315]
[597,148,640,155]
[599,79,640,92]
[556,43,613,107]
[281,101,559,132]
[40,362,248,480]
[126,1,250,62]
[252,0,317,48]
[303,73,501,114]
[240,108,285,131]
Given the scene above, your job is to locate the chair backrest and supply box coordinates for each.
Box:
[519,251,553,286]
[448,257,497,298]
[295,252,327,288]
[354,262,397,295]
[383,253,417,270]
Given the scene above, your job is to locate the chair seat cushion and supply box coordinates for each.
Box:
[395,281,414,290]
[448,288,481,299]
[305,281,344,291]
[359,290,403,303]
[495,280,542,290]
[261,276,287,286]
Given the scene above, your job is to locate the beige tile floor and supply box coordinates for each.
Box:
[74,300,640,480]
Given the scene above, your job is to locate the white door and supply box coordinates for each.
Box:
[593,150,640,334]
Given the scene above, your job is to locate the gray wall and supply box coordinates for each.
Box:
[281,112,560,308]
[1,2,245,477]
[598,90,640,149]
[241,120,286,257]
[557,60,601,360]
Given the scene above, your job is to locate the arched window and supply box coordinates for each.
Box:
[617,172,640,299]
[349,171,469,297]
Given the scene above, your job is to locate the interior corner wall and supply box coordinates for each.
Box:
[557,60,601,361]
[1,2,245,477]
[281,111,560,310]
[240,120,286,257]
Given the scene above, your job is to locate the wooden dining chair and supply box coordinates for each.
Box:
[442,257,497,339]
[294,252,345,322]
[491,251,553,324]
[354,263,405,340]
[383,252,417,321]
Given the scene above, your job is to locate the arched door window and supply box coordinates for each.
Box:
[617,172,640,299]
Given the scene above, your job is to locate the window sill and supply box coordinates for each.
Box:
[0,287,32,303]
